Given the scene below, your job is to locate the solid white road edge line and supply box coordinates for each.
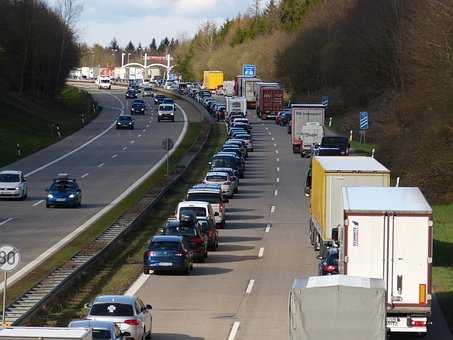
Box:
[24,93,124,178]
[258,247,265,258]
[1,102,189,292]
[33,200,44,207]
[228,321,240,340]
[124,274,148,296]
[245,279,255,294]
[265,224,271,233]
[271,205,276,213]
[0,218,14,227]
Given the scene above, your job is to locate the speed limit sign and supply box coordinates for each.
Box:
[0,245,20,272]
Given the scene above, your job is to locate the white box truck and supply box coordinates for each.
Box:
[300,122,324,157]
[243,78,261,109]
[291,104,326,153]
[341,187,433,334]
[289,275,386,340]
[223,81,234,96]
[0,327,92,340]
[309,156,391,255]
[226,97,247,117]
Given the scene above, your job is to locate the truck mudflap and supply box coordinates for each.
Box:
[386,315,429,333]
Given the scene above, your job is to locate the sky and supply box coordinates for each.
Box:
[45,0,260,48]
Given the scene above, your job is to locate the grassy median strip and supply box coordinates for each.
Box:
[0,86,100,167]
[41,123,226,326]
[1,121,202,314]
[432,204,453,331]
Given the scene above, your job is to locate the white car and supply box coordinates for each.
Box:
[204,172,235,198]
[86,295,152,340]
[0,170,28,200]
[157,104,175,122]
[176,201,216,227]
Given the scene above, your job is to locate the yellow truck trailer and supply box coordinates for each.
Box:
[203,71,224,92]
[309,156,390,255]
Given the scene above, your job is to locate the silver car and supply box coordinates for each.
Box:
[86,295,152,340]
[69,319,128,339]
[0,170,28,200]
[204,172,235,198]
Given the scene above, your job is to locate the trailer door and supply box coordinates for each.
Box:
[389,215,430,307]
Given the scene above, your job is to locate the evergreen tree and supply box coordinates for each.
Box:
[125,41,135,53]
[109,37,119,50]
[149,38,157,54]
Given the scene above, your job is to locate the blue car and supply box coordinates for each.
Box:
[116,115,134,129]
[143,235,193,275]
[46,174,82,208]
[131,99,146,115]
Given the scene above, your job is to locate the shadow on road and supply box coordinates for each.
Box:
[227,214,264,221]
[207,254,258,264]
[226,222,267,230]
[221,236,262,243]
[191,266,233,276]
[218,244,256,252]
[152,334,204,340]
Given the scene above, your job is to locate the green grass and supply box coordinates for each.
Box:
[0,86,100,167]
[350,140,376,156]
[432,203,453,332]
[39,123,227,326]
[0,122,203,316]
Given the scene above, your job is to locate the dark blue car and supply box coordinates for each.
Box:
[46,174,82,208]
[116,115,135,129]
[125,89,138,99]
[143,235,193,275]
[131,99,146,115]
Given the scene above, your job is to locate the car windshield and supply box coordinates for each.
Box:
[133,100,144,105]
[165,226,197,237]
[179,207,207,217]
[100,79,110,84]
[50,181,77,192]
[206,175,227,182]
[187,192,220,204]
[93,330,112,340]
[322,137,348,147]
[0,174,20,182]
[118,116,131,121]
[160,105,173,111]
[236,135,250,140]
[144,87,152,91]
[150,241,181,250]
[90,303,134,317]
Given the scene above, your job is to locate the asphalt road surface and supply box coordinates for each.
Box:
[134,109,452,339]
[0,84,200,274]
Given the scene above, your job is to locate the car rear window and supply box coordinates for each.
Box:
[149,241,181,250]
[187,193,220,204]
[165,226,197,237]
[206,175,227,182]
[90,303,134,317]
[322,137,348,146]
[179,207,207,217]
[93,330,112,340]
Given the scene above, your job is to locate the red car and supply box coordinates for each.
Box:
[275,111,283,125]
[198,218,219,251]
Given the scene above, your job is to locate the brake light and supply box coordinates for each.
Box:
[325,265,336,272]
[124,319,140,326]
[419,284,427,304]
[193,237,204,245]
[410,319,426,327]
[175,250,186,257]
[146,251,157,257]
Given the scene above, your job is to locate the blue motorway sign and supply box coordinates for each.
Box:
[360,111,369,130]
[321,96,329,107]
[242,64,256,77]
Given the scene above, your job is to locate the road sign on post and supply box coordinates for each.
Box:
[359,111,369,143]
[0,245,20,326]
[322,96,329,107]
[161,138,174,176]
[242,64,256,77]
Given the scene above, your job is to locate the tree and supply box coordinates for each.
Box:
[149,38,157,54]
[125,41,135,53]
[109,37,119,50]
[158,37,170,54]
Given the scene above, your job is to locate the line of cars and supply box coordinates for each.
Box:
[142,111,253,275]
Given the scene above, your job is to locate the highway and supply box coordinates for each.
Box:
[0,84,199,276]
[131,109,451,339]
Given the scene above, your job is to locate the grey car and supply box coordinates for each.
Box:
[69,319,128,339]
[86,295,152,340]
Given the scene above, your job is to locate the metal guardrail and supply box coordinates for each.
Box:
[1,95,212,326]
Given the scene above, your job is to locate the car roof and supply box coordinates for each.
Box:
[0,170,21,175]
[93,295,136,305]
[152,235,183,242]
[215,152,239,157]
[69,319,113,330]
[211,167,234,172]
[178,201,210,208]
[206,171,229,177]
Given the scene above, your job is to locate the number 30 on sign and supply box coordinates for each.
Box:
[0,245,21,272]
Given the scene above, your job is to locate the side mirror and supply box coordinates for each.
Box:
[146,304,152,310]
[83,303,92,310]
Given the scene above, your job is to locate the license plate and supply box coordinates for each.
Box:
[386,317,399,326]
[56,198,66,202]
[159,262,173,266]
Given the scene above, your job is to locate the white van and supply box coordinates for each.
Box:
[157,104,175,122]
[176,201,216,227]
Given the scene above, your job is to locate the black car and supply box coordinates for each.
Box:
[319,247,339,275]
[154,94,165,105]
[125,89,137,99]
[131,99,146,115]
[210,153,244,178]
[116,115,135,129]
[280,112,292,126]
[314,136,350,156]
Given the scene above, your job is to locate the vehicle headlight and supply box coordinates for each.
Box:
[47,194,54,199]
[129,122,133,125]
[69,194,75,199]
[141,108,144,111]
[15,187,20,190]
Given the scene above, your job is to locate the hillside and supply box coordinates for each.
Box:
[175,0,453,204]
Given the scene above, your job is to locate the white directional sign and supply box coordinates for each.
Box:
[0,245,21,272]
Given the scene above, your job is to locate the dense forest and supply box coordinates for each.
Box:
[0,0,80,98]
[174,0,453,203]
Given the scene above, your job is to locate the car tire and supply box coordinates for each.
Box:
[143,267,150,275]
[157,118,160,122]
[46,203,50,208]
